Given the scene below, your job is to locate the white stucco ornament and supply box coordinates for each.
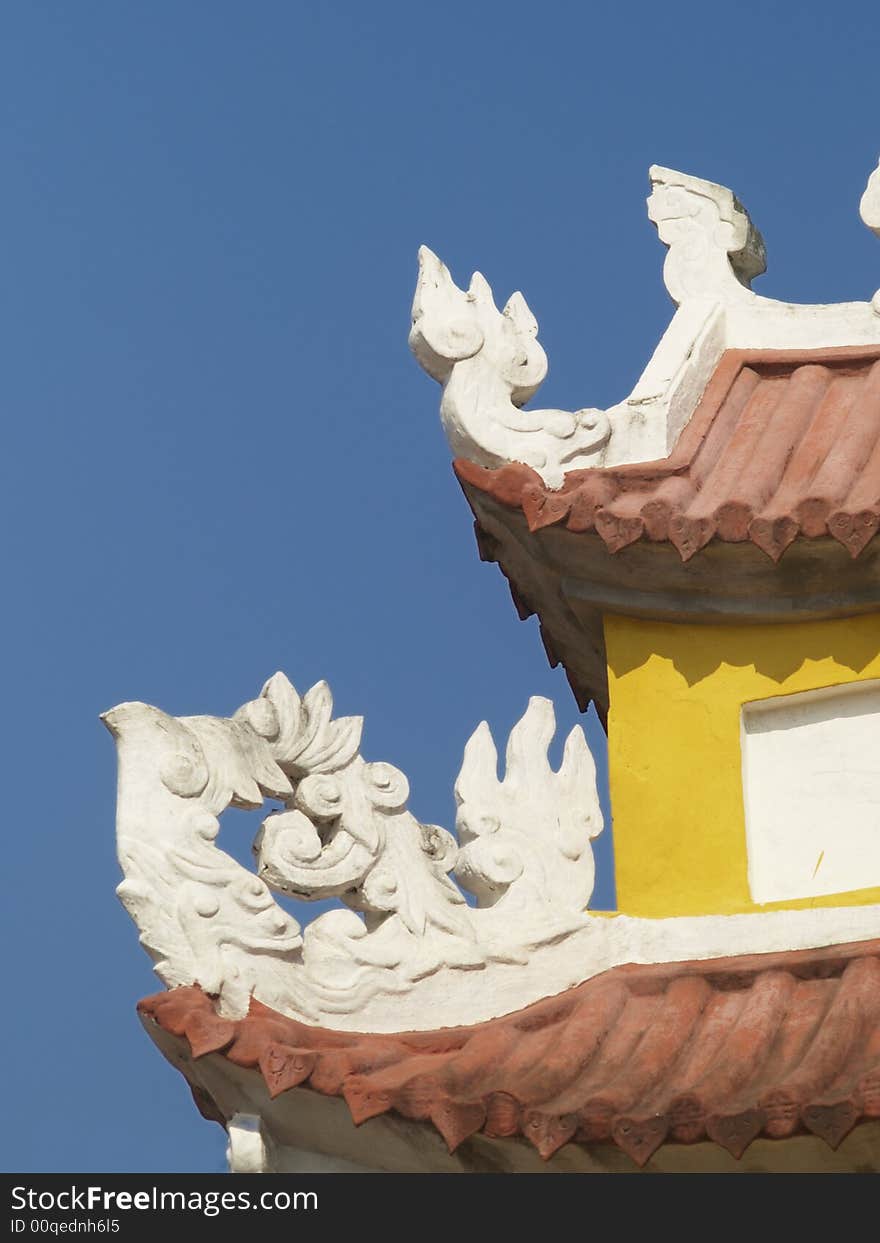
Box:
[862,157,880,237]
[106,674,880,1033]
[409,247,610,487]
[861,157,880,313]
[226,1114,271,1174]
[647,164,767,304]
[412,160,880,478]
[105,677,606,1028]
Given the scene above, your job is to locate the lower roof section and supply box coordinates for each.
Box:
[140,936,880,1169]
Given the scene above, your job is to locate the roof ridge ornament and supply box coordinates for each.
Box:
[647,164,767,304]
[409,246,610,488]
[861,156,880,237]
[413,162,880,483]
[105,676,613,1030]
[106,674,880,1033]
[861,156,880,313]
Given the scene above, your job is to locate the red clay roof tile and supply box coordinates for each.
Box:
[140,936,880,1166]
[456,346,880,562]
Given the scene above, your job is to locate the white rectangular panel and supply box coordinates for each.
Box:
[741,681,880,904]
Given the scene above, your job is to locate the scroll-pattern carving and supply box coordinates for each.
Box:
[105,675,603,1023]
[409,247,610,488]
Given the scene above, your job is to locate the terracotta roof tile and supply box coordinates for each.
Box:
[456,346,880,562]
[140,936,880,1166]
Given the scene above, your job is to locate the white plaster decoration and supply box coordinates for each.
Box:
[226,1113,270,1174]
[861,158,880,238]
[646,165,766,305]
[102,695,304,1019]
[454,697,603,947]
[105,677,604,1026]
[106,674,880,1034]
[741,681,880,905]
[412,161,880,477]
[409,247,611,488]
[861,158,880,314]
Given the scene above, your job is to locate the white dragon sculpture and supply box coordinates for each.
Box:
[106,670,880,1035]
[104,674,603,1030]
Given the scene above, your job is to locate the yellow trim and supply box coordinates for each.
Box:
[604,612,880,917]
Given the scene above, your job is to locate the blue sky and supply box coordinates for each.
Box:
[2,2,878,1173]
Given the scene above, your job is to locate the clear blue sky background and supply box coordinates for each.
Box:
[2,2,878,1173]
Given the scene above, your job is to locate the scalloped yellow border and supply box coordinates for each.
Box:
[605,611,880,917]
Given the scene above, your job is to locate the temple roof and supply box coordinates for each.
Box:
[409,165,880,719]
[457,346,880,563]
[140,936,880,1169]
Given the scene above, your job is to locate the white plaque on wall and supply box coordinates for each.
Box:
[741,680,880,905]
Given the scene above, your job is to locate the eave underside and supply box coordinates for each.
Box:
[465,485,880,721]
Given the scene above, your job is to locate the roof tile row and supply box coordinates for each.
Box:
[141,936,880,1166]
[457,347,880,561]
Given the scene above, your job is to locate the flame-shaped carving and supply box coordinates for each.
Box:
[410,246,610,487]
[455,698,603,939]
[105,677,606,1024]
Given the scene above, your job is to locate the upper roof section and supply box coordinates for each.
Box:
[456,345,880,563]
[411,158,880,497]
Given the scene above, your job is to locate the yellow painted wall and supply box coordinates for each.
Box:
[604,612,880,917]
